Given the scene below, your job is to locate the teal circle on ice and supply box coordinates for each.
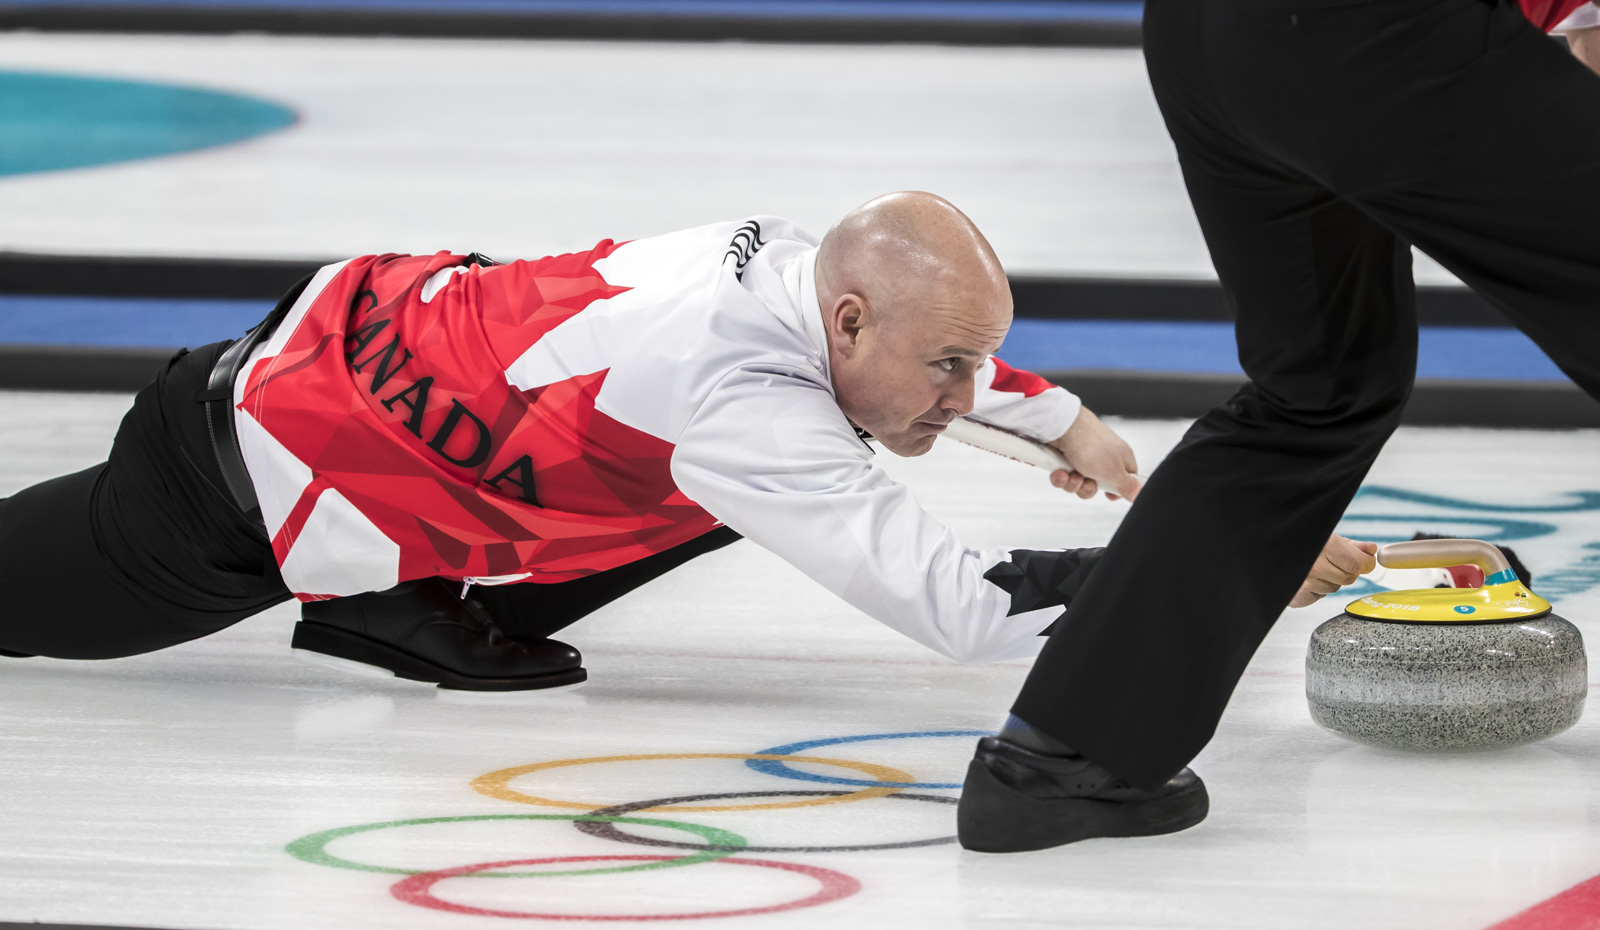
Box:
[0,69,297,177]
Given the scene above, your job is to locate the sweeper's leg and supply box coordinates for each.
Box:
[1005,2,1418,793]
[1349,9,1600,404]
[959,0,1424,853]
[963,0,1600,854]
[1026,0,1600,777]
[959,174,1412,854]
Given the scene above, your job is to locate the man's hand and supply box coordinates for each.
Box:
[1046,406,1142,501]
[1290,534,1379,608]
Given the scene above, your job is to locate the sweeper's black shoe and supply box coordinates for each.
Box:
[292,578,586,692]
[957,736,1208,853]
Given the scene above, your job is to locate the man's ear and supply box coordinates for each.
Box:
[830,294,868,357]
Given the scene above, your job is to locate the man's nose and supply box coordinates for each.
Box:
[942,376,976,417]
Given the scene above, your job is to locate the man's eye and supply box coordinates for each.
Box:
[936,358,959,372]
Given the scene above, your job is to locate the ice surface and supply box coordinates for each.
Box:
[0,390,1597,929]
[0,32,1466,285]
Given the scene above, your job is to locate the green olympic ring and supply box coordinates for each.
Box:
[285,814,747,879]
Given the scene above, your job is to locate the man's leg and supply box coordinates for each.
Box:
[470,527,743,642]
[1352,8,1600,401]
[961,0,1425,852]
[1006,1,1418,793]
[1017,0,1600,786]
[291,528,740,689]
[965,0,1600,851]
[0,344,293,658]
[0,466,209,658]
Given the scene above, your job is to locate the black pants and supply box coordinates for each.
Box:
[0,342,292,658]
[0,342,742,659]
[1013,0,1600,789]
[471,526,742,642]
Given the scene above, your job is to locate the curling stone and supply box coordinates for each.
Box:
[1306,538,1586,752]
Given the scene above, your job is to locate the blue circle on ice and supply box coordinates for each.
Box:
[0,69,297,177]
[1455,605,1477,614]
[749,730,992,790]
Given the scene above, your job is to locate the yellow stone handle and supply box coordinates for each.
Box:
[1376,538,1511,577]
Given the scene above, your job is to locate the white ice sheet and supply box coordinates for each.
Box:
[1,391,1597,929]
[0,33,1463,284]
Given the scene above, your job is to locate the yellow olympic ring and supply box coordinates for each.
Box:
[472,753,918,812]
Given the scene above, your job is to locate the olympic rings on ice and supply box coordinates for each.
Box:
[749,730,990,790]
[391,855,862,921]
[471,753,918,812]
[289,729,979,920]
[576,790,956,852]
[285,813,746,878]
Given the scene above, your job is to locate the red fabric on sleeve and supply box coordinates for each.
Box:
[988,356,1055,399]
[1521,0,1590,30]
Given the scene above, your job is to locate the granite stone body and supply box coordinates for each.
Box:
[1306,613,1587,751]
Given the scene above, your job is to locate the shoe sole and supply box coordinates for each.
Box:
[434,682,588,703]
[956,758,1209,853]
[290,622,588,693]
[294,647,590,698]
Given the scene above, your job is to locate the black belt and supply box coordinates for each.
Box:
[196,273,314,527]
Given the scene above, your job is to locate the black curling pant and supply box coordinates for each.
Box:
[0,342,293,659]
[470,526,743,642]
[0,344,744,659]
[1013,0,1600,789]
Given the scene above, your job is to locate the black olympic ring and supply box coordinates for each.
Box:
[575,790,957,853]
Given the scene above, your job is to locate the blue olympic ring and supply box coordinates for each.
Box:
[747,730,992,790]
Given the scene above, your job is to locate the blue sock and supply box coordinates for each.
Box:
[999,714,1077,756]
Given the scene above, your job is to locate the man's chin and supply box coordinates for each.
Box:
[880,432,939,457]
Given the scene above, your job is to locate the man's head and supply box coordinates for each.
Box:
[815,191,1012,456]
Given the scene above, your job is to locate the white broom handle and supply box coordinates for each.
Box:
[942,416,1072,472]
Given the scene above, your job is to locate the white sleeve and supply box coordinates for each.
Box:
[668,367,1068,663]
[1554,2,1600,32]
[966,356,1082,444]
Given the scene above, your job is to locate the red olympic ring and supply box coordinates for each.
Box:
[391,854,860,920]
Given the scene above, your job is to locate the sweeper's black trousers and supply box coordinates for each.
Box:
[1012,0,1600,789]
[0,342,740,659]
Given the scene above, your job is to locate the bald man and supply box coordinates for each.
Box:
[0,192,1366,704]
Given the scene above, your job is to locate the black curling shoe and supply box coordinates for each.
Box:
[957,736,1208,853]
[292,578,587,692]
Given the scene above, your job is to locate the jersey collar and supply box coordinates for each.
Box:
[785,245,830,386]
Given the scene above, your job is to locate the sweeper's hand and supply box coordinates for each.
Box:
[1048,407,1142,501]
[1291,535,1379,608]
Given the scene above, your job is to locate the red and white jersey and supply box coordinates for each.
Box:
[1552,0,1600,31]
[234,218,1082,662]
[1527,0,1593,30]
